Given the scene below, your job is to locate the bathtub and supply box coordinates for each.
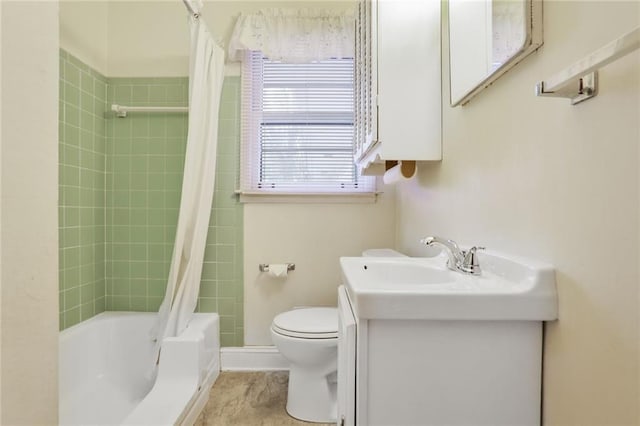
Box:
[59,312,220,425]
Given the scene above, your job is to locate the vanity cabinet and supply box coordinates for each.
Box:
[337,285,543,426]
[354,0,442,173]
[337,286,357,426]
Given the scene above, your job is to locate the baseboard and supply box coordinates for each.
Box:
[220,346,289,371]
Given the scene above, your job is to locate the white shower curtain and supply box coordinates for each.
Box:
[151,13,225,358]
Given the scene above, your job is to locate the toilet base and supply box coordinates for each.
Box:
[286,366,337,423]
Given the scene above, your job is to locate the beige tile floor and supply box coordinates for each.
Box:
[194,371,334,426]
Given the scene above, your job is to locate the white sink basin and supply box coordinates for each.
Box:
[359,260,456,285]
[339,251,558,320]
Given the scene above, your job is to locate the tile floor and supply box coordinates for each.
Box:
[195,371,334,426]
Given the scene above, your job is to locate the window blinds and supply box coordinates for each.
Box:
[240,51,375,194]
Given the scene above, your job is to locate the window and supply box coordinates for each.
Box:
[240,51,375,198]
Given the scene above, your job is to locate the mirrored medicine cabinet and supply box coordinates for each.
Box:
[449,0,542,106]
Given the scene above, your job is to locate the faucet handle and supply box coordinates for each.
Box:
[459,246,485,275]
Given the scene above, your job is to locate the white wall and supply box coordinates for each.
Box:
[396,1,639,424]
[0,1,59,424]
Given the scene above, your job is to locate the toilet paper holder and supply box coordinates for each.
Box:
[259,263,296,272]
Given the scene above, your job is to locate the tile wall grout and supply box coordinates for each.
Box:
[59,50,244,346]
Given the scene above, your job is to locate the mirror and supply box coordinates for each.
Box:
[449,0,542,106]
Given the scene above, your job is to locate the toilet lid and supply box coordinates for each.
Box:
[272,307,338,339]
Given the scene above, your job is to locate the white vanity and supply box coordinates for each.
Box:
[337,250,558,426]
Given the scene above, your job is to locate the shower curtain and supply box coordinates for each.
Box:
[151,12,225,357]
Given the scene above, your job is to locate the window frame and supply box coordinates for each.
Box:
[238,51,377,203]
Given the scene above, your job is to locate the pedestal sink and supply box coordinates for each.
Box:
[337,250,558,426]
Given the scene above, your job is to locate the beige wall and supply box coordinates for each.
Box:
[0,3,3,420]
[396,1,639,424]
[105,0,189,76]
[244,194,396,345]
[60,0,395,346]
[60,0,354,77]
[60,0,109,73]
[0,1,59,424]
[39,0,640,421]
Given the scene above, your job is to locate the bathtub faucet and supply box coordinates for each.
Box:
[420,236,484,275]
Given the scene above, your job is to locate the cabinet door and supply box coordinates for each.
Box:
[337,286,357,426]
[354,0,378,160]
[377,0,441,160]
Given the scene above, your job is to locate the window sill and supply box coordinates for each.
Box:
[237,191,379,204]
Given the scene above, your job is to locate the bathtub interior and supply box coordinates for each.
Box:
[59,312,220,426]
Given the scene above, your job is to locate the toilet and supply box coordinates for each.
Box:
[271,307,338,423]
[271,249,404,423]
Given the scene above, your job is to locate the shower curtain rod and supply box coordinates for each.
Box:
[182,0,200,18]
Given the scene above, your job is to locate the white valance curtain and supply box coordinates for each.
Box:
[228,9,355,63]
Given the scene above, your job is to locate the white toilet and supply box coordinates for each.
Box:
[271,307,338,423]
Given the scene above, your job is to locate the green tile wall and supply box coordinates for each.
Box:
[58,51,244,345]
[58,50,107,329]
[105,77,244,347]
[205,77,244,347]
[105,77,190,314]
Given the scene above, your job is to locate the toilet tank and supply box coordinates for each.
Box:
[362,248,406,257]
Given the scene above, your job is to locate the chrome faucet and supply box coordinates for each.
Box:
[420,236,484,275]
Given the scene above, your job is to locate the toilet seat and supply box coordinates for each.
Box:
[272,325,337,339]
[272,308,338,339]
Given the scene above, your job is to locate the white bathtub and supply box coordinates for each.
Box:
[59,312,220,426]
